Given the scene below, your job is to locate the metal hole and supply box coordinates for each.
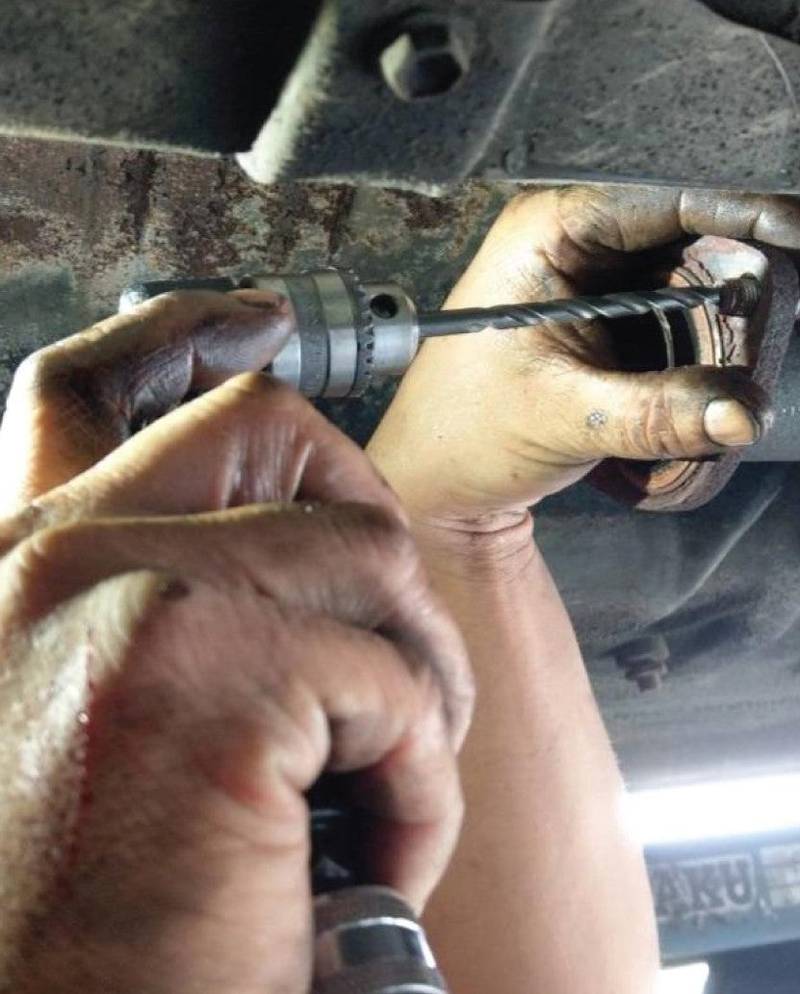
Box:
[370,293,399,319]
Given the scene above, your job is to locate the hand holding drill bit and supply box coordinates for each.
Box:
[121,272,761,398]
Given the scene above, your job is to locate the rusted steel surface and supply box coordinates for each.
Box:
[0,135,507,431]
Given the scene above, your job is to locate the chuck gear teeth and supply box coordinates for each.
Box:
[341,270,375,397]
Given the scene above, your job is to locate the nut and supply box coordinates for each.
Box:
[379,18,471,101]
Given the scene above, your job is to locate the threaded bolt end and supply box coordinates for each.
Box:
[719,274,761,317]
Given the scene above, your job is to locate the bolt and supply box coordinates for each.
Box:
[615,635,670,693]
[379,14,472,102]
[718,274,762,317]
[632,668,665,692]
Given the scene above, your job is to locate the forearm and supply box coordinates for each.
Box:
[408,516,658,994]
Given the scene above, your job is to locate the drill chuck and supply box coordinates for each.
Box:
[120,270,419,399]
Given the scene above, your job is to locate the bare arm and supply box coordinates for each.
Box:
[417,523,657,994]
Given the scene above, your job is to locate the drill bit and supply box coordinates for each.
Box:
[416,275,761,338]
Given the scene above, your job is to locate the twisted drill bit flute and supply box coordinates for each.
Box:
[416,276,762,337]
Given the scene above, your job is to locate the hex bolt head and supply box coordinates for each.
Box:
[379,16,471,101]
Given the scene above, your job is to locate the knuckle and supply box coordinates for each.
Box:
[110,576,203,702]
[20,519,88,570]
[321,504,423,610]
[2,519,96,613]
[212,372,319,439]
[558,185,621,249]
[10,344,109,417]
[424,645,474,741]
[642,391,673,456]
[0,505,41,557]
[9,347,57,397]
[126,581,325,765]
[501,188,554,229]
[627,388,692,459]
[505,189,539,215]
[452,660,476,720]
[338,503,419,577]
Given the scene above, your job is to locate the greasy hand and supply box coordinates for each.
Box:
[0,292,472,994]
[369,186,800,530]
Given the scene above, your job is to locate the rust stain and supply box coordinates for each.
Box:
[1,214,42,245]
[324,185,357,263]
[391,188,458,230]
[121,150,158,248]
[0,133,505,392]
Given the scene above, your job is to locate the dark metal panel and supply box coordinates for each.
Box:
[243,0,800,192]
[239,0,555,190]
[701,1,800,40]
[706,939,800,994]
[4,1,800,191]
[485,0,800,190]
[0,0,321,152]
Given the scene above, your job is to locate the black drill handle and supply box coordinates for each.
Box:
[308,776,449,993]
[309,775,365,894]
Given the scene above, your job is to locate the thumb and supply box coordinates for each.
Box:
[572,365,771,461]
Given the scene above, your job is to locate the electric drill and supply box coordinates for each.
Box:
[309,778,447,994]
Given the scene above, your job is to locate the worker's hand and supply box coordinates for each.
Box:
[0,293,472,994]
[369,186,800,537]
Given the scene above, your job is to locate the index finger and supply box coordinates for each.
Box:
[23,373,408,531]
[0,289,294,512]
[501,186,800,288]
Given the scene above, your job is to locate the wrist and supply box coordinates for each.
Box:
[367,435,536,584]
[409,507,537,587]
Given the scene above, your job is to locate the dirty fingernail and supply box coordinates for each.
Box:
[704,399,760,447]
